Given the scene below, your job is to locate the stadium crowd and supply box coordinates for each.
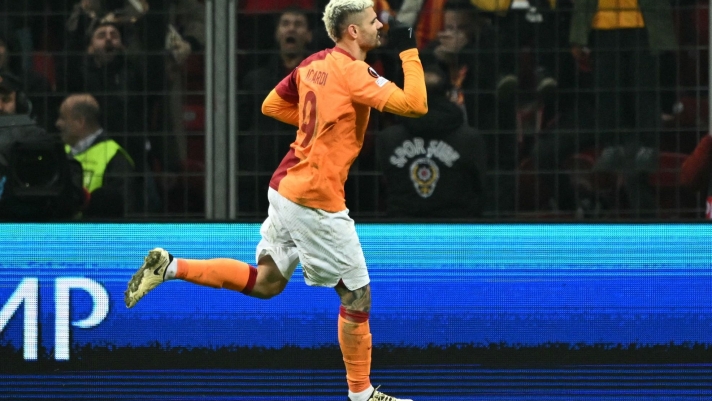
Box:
[0,0,709,220]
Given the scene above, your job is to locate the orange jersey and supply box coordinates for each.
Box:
[267,47,399,212]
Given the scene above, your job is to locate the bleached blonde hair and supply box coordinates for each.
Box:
[322,0,374,43]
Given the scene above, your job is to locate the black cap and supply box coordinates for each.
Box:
[0,70,21,92]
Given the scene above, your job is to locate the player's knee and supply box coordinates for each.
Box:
[250,258,288,299]
[252,279,287,299]
[336,283,371,312]
[262,282,285,299]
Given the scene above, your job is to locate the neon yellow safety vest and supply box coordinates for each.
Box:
[65,140,134,193]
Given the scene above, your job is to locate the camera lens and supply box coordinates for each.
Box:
[14,149,60,187]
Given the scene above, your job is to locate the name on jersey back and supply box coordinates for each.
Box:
[305,69,328,86]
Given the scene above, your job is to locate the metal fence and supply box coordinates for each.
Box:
[1,1,709,220]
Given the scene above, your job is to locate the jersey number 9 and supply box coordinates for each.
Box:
[300,91,317,147]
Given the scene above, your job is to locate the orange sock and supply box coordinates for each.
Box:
[176,258,257,294]
[338,306,372,393]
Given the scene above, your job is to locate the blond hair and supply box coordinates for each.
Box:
[322,0,374,43]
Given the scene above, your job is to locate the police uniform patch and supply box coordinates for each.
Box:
[409,157,439,198]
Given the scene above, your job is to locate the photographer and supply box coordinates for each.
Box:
[0,98,85,221]
[0,42,87,222]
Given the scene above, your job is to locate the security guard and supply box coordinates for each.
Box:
[56,93,135,218]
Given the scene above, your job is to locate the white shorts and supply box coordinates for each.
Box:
[255,188,370,290]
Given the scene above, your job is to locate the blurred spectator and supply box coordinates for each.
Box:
[680,132,712,218]
[394,0,445,49]
[529,99,598,213]
[63,1,208,216]
[378,64,486,218]
[569,0,677,215]
[64,0,186,74]
[65,0,150,46]
[239,8,312,129]
[0,70,28,115]
[138,0,205,171]
[57,93,136,218]
[61,21,146,173]
[421,1,514,133]
[237,8,313,215]
[0,2,45,78]
[421,0,518,214]
[163,2,205,64]
[475,0,559,100]
[0,29,53,129]
[525,1,599,215]
[241,0,317,12]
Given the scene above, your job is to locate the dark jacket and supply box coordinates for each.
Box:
[378,97,487,219]
[419,24,518,170]
[569,0,677,54]
[420,24,500,132]
[61,53,146,172]
[238,55,299,213]
[74,132,136,218]
[238,54,296,133]
[64,53,145,135]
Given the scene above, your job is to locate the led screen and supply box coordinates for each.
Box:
[1,224,710,400]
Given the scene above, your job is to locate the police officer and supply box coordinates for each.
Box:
[378,64,487,218]
[56,93,135,218]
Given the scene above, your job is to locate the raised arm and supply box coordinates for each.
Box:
[261,89,300,127]
[383,48,428,117]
